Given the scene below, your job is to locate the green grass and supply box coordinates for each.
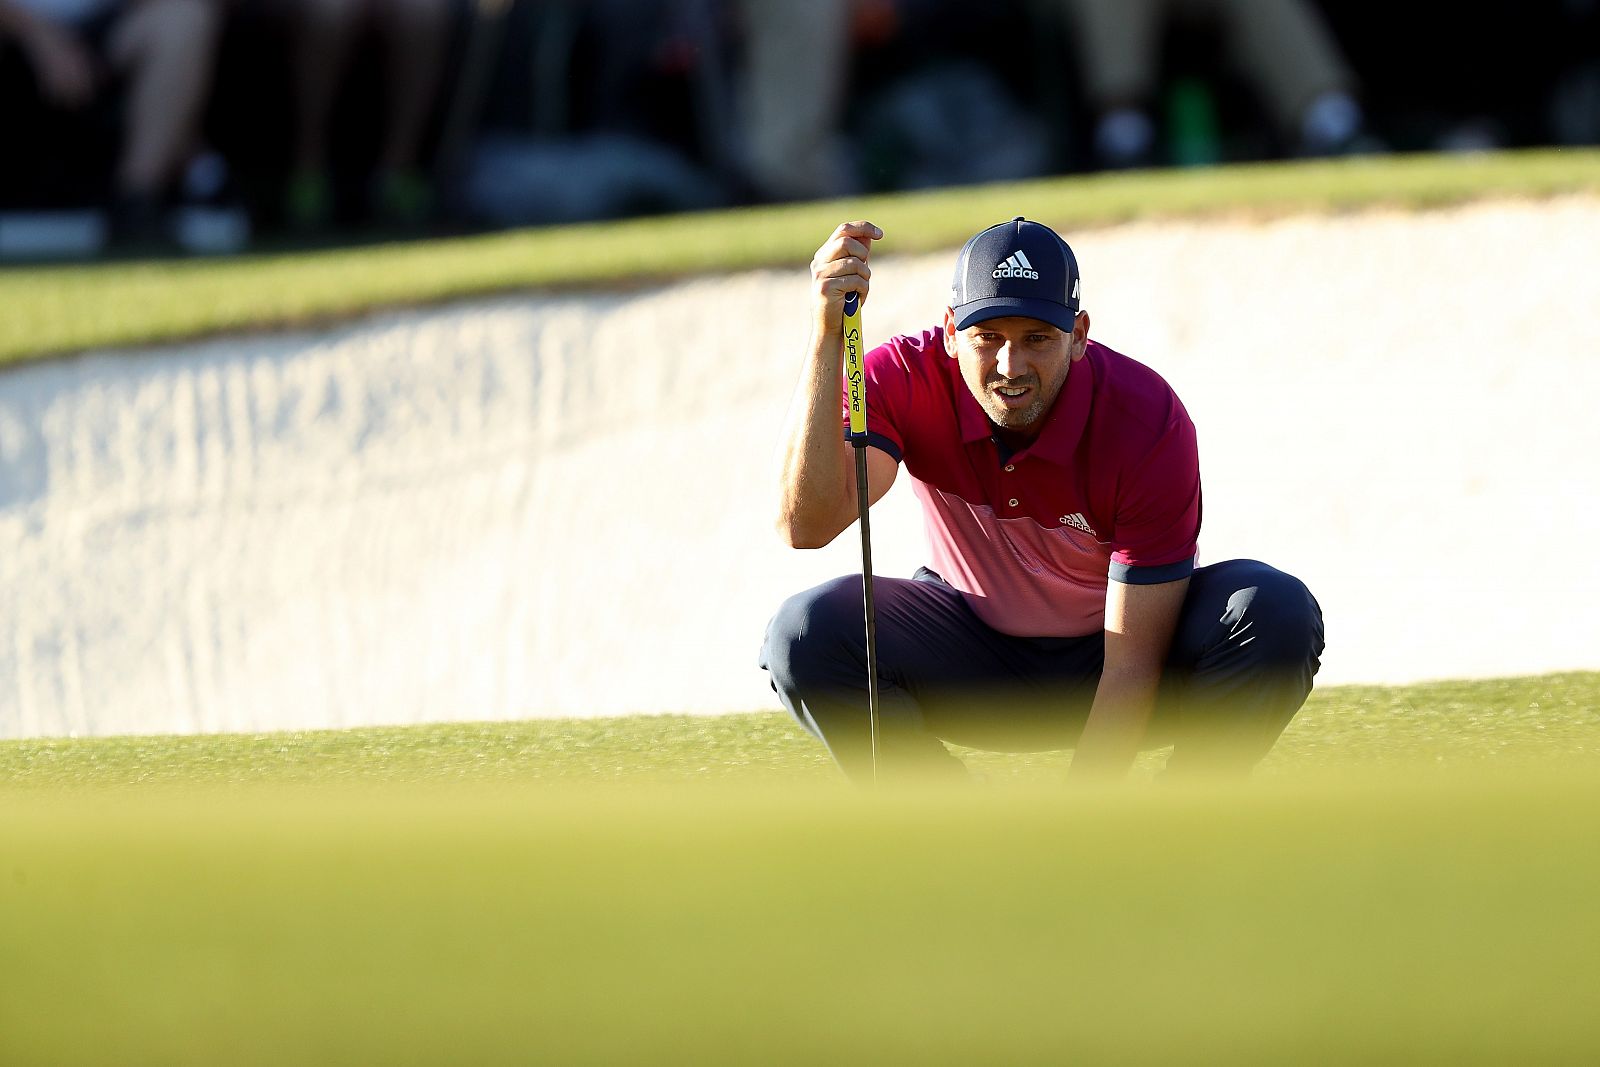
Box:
[3,148,1598,365]
[5,779,1599,1064]
[3,671,1595,788]
[2,673,1599,1063]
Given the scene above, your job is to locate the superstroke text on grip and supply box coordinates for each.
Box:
[843,291,866,438]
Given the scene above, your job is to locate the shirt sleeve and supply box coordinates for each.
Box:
[840,335,919,463]
[1108,405,1202,585]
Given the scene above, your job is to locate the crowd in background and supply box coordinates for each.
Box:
[1,0,1597,256]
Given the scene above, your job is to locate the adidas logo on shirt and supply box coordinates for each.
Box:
[1060,512,1096,537]
[992,250,1040,280]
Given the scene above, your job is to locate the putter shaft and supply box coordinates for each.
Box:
[841,290,881,781]
[854,441,881,779]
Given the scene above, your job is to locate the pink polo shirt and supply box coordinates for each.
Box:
[845,328,1201,638]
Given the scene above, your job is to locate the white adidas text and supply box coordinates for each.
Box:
[1060,512,1096,536]
[992,250,1039,280]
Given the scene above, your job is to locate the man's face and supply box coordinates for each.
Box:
[944,312,1087,439]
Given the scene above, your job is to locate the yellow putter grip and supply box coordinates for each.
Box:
[843,291,866,440]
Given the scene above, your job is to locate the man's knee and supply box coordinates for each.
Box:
[1247,564,1324,668]
[1165,561,1325,772]
[1201,560,1324,680]
[760,575,866,691]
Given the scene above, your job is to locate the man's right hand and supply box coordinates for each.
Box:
[810,221,882,337]
[777,219,897,548]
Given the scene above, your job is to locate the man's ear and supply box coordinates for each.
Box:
[1071,311,1091,361]
[943,308,958,358]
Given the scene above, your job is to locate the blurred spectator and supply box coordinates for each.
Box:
[731,0,908,200]
[1058,0,1370,168]
[849,0,1053,191]
[274,0,453,229]
[1315,0,1600,154]
[447,0,728,227]
[0,0,222,238]
[734,0,854,201]
[5,0,1591,258]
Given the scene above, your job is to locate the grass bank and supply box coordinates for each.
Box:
[2,148,1597,365]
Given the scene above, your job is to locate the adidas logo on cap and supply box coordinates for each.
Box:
[951,217,1083,332]
[992,250,1039,280]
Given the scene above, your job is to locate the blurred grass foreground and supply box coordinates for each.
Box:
[3,672,1599,1064]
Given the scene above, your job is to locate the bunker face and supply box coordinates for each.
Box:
[2,199,1598,738]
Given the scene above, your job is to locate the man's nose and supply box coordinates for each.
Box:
[996,343,1023,378]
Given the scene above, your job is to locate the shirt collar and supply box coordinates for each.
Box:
[953,341,1098,464]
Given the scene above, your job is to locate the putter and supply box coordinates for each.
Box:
[841,291,882,781]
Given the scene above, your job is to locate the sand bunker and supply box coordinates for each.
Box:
[2,197,1597,738]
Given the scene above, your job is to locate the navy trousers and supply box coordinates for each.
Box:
[759,559,1325,780]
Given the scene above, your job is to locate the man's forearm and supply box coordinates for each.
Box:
[779,219,881,548]
[1070,667,1162,780]
[774,321,855,547]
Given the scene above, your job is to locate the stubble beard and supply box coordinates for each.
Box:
[982,390,1050,432]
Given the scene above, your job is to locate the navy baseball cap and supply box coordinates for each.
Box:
[950,217,1082,332]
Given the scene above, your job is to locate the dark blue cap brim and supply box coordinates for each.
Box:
[952,296,1079,333]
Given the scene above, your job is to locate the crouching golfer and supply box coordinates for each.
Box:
[759,217,1325,781]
